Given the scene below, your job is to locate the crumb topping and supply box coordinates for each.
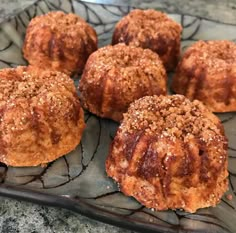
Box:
[87,43,164,70]
[184,40,236,74]
[0,66,74,102]
[29,11,96,41]
[122,95,225,144]
[117,9,182,40]
[0,66,79,133]
[114,9,182,45]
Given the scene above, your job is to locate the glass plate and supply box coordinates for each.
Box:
[0,1,236,233]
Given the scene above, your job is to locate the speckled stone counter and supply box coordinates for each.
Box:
[0,197,134,233]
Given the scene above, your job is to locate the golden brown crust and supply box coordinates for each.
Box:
[79,43,167,122]
[112,9,182,71]
[0,66,85,167]
[106,95,228,213]
[23,11,97,76]
[172,40,236,112]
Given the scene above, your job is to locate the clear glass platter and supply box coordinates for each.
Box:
[0,1,236,232]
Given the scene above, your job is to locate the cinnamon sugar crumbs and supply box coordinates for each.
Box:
[0,66,77,133]
[122,95,226,147]
[184,40,236,74]
[89,43,164,69]
[30,11,89,35]
[0,66,74,102]
[114,9,182,41]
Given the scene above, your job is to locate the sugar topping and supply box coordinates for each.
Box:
[116,9,182,39]
[184,40,236,73]
[122,95,225,145]
[114,9,182,45]
[29,11,95,38]
[0,66,79,133]
[0,66,74,102]
[88,43,164,70]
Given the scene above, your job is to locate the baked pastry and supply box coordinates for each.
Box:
[172,40,236,112]
[23,11,97,76]
[79,43,167,122]
[112,9,182,71]
[0,66,85,167]
[106,95,228,213]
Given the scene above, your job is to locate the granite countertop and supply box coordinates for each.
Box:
[0,197,135,233]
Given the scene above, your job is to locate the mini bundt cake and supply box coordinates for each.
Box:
[172,40,236,112]
[79,43,167,122]
[106,95,228,213]
[112,9,182,71]
[23,11,97,76]
[0,66,85,167]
